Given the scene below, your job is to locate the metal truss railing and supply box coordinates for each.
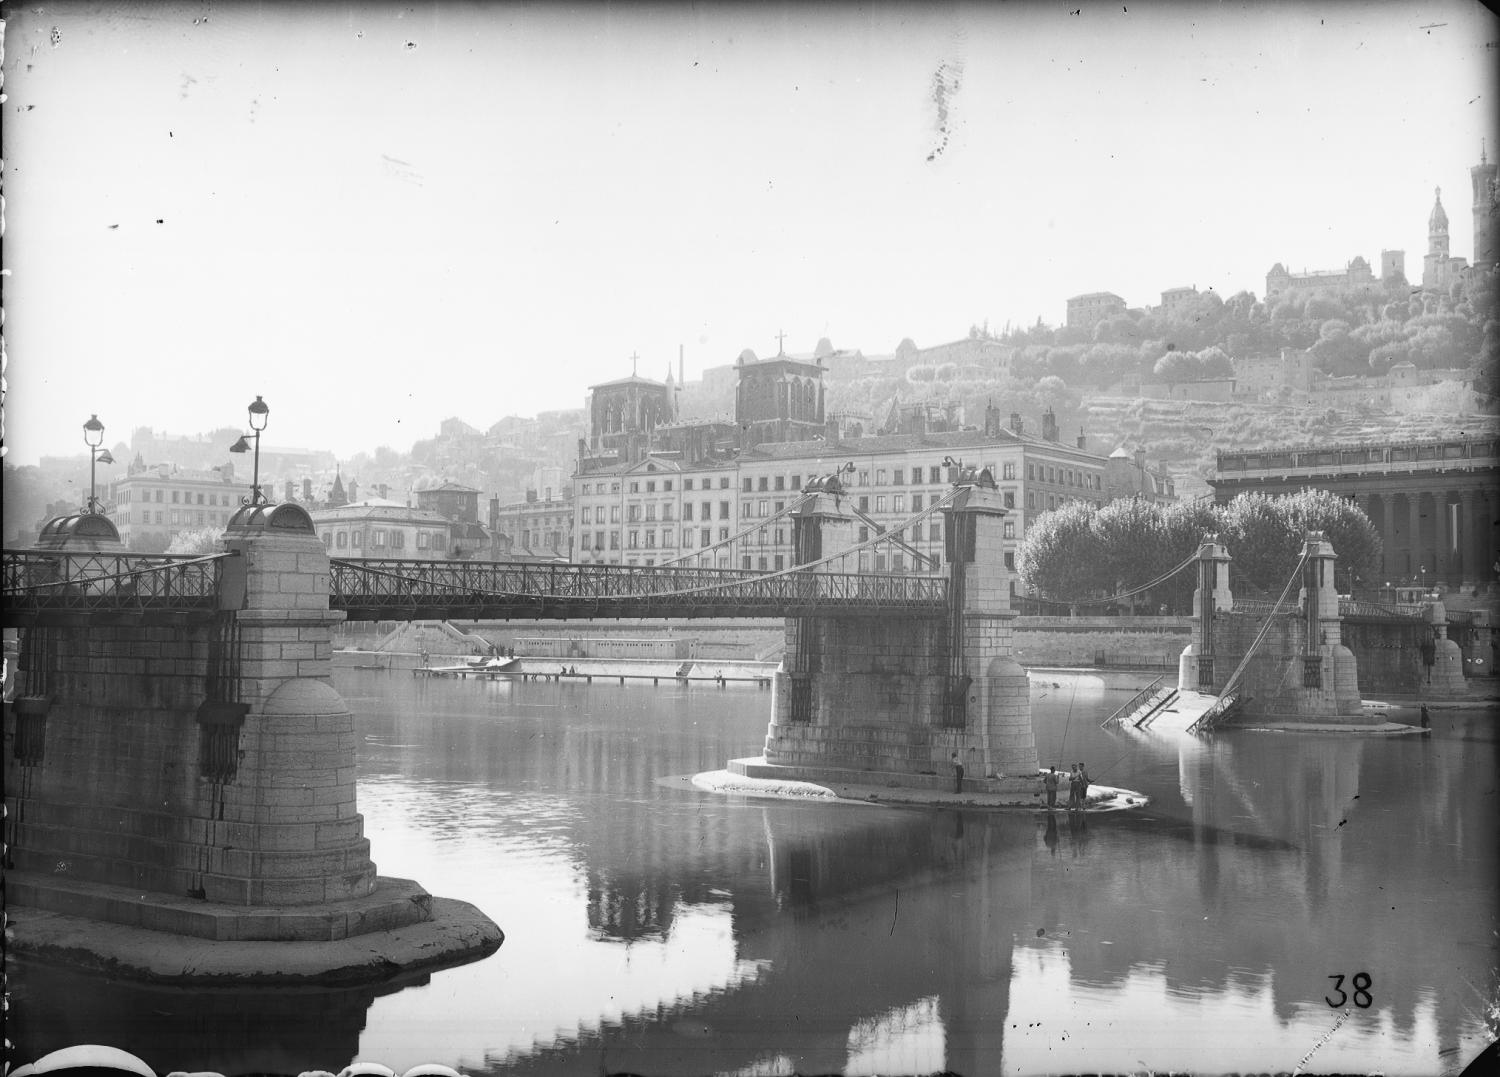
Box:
[1230,596,1426,621]
[329,556,948,620]
[1,550,229,620]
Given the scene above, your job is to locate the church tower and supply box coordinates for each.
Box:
[1473,141,1499,270]
[1422,187,1451,289]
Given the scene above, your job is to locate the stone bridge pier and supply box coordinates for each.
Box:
[3,505,501,983]
[737,475,1037,791]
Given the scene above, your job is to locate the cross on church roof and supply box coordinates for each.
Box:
[776,329,786,356]
[631,351,639,376]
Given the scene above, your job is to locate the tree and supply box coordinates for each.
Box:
[1195,345,1234,379]
[166,526,225,555]
[1153,350,1197,385]
[1216,491,1379,594]
[1015,501,1103,601]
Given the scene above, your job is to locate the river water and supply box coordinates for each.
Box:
[9,670,1498,1075]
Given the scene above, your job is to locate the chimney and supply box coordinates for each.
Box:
[1134,448,1147,471]
[378,483,389,499]
[1042,408,1059,443]
[1010,412,1023,436]
[302,477,313,501]
[526,488,538,503]
[488,495,499,529]
[1076,427,1088,451]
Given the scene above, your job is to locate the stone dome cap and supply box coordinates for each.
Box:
[262,678,349,717]
[35,512,122,548]
[225,502,316,535]
[1429,187,1448,231]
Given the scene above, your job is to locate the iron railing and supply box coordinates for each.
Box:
[329,557,948,620]
[2,550,229,621]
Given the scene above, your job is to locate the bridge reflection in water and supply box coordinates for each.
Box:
[9,674,1495,1074]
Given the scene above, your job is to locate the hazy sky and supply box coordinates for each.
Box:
[3,0,1496,465]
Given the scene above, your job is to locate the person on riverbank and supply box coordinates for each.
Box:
[1077,763,1091,809]
[1043,765,1061,810]
[1420,703,1431,729]
[952,751,964,794]
[1067,764,1081,810]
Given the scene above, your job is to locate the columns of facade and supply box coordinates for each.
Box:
[1434,491,1452,586]
[1408,493,1424,582]
[1377,494,1396,582]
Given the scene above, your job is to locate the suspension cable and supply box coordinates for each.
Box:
[655,491,817,567]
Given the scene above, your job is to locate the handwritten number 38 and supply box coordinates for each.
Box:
[1326,972,1373,1008]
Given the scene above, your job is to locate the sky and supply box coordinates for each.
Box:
[2,0,1497,466]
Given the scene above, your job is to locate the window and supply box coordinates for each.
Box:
[645,504,656,521]
[417,532,429,549]
[684,479,694,491]
[336,532,348,548]
[155,490,163,502]
[594,530,604,549]
[1003,462,1016,480]
[684,503,693,521]
[646,481,656,493]
[393,531,405,549]
[758,476,769,492]
[170,510,180,525]
[758,499,769,517]
[719,501,730,519]
[155,511,164,524]
[893,469,904,485]
[876,495,886,513]
[719,527,729,541]
[352,531,362,549]
[1004,552,1015,570]
[858,526,869,542]
[630,481,640,493]
[1004,522,1015,539]
[373,529,386,547]
[775,528,785,544]
[322,531,332,546]
[610,531,620,550]
[876,469,886,485]
[858,470,869,486]
[720,477,730,489]
[582,483,592,495]
[139,509,149,524]
[929,522,942,541]
[172,491,180,504]
[743,478,753,493]
[1027,464,1035,480]
[912,494,923,511]
[791,475,801,489]
[701,528,711,545]
[1004,492,1015,508]
[627,505,641,522]
[664,480,673,492]
[645,531,656,548]
[628,530,639,549]
[582,507,592,525]
[611,482,621,493]
[859,495,870,512]
[893,494,905,513]
[702,500,712,519]
[929,466,941,484]
[610,506,621,524]
[775,476,785,491]
[581,532,593,550]
[758,528,767,546]
[758,556,768,571]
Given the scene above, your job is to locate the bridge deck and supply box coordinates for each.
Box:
[1,551,949,627]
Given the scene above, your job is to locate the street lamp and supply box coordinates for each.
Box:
[229,395,270,505]
[82,413,115,514]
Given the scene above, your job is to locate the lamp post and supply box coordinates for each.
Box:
[82,413,115,514]
[229,395,271,505]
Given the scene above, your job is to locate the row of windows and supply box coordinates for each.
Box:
[578,475,734,496]
[130,509,234,527]
[579,526,732,551]
[320,528,443,550]
[1028,463,1102,490]
[118,487,234,506]
[582,501,732,525]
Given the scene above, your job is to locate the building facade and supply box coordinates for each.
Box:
[309,499,455,559]
[572,457,739,568]
[106,462,247,551]
[489,491,574,559]
[734,349,827,447]
[1065,292,1127,329]
[1265,256,1376,298]
[1210,435,1498,589]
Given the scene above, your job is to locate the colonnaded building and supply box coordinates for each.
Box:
[572,344,1175,574]
[1210,434,1499,591]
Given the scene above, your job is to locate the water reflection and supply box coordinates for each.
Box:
[7,673,1495,1076]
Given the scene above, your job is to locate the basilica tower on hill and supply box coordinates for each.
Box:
[1473,142,1498,271]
